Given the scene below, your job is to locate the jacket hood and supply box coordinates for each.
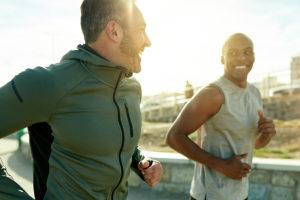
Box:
[61,45,132,75]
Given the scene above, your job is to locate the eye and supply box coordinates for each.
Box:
[244,50,253,56]
[228,50,237,57]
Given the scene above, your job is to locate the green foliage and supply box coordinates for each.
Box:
[286,145,300,152]
[254,148,293,159]
[160,142,168,147]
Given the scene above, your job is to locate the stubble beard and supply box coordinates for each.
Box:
[120,31,141,73]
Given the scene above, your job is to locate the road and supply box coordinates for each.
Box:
[0,134,188,200]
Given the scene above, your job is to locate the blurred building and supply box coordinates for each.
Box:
[268,54,300,97]
[252,73,288,98]
[142,54,300,122]
[141,92,186,122]
[290,54,300,86]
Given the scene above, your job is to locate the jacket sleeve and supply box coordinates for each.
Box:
[0,67,57,138]
[131,146,153,180]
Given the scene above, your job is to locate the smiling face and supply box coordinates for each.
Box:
[119,4,151,73]
[221,33,255,87]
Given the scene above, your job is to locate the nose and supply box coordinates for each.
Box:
[144,33,151,47]
[236,53,247,62]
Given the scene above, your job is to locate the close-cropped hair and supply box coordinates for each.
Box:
[80,0,135,44]
[222,33,253,56]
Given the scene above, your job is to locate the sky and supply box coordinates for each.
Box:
[1,0,300,95]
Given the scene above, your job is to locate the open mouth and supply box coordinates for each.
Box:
[233,65,250,76]
[235,65,247,69]
[139,49,144,56]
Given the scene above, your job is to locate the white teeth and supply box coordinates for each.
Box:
[235,66,247,69]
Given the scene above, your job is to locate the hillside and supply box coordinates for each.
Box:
[139,119,300,159]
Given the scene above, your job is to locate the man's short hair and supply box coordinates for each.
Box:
[80,0,134,44]
[222,33,253,56]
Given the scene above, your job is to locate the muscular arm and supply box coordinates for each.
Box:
[166,87,224,169]
[166,86,251,180]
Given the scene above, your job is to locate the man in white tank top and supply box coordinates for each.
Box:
[166,33,276,200]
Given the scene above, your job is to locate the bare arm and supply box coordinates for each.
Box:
[166,86,251,180]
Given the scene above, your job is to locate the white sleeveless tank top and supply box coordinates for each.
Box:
[190,76,262,200]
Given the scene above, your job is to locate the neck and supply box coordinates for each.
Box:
[89,39,131,69]
[224,74,247,88]
[88,42,114,62]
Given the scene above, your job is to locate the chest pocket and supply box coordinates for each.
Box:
[124,103,133,138]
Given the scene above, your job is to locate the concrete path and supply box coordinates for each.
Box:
[0,134,189,200]
[0,134,34,197]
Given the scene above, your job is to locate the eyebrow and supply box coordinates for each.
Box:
[228,47,253,51]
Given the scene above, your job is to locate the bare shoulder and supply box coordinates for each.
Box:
[193,85,223,106]
[182,85,223,118]
[173,85,223,133]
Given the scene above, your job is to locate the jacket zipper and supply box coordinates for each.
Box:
[111,72,125,200]
[125,103,134,138]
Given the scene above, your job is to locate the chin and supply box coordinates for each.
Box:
[131,62,141,73]
[133,67,141,73]
[234,75,248,82]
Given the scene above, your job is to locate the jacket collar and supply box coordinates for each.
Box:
[62,45,133,87]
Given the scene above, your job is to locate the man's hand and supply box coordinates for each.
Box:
[219,154,251,181]
[258,110,276,140]
[138,160,163,187]
[255,110,276,149]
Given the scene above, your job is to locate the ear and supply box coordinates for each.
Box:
[105,21,123,43]
[221,56,224,65]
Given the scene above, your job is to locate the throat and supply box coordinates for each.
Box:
[224,74,247,88]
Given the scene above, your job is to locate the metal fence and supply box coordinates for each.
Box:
[248,68,292,98]
[141,68,300,121]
